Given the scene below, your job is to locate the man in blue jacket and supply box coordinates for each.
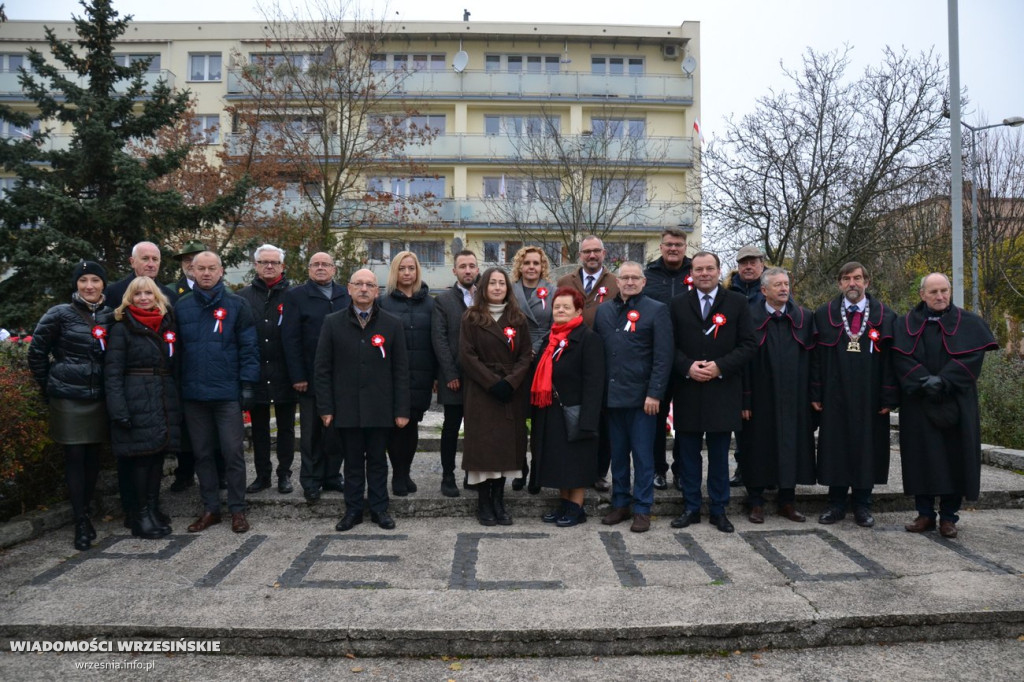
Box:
[176,251,260,534]
[593,261,673,533]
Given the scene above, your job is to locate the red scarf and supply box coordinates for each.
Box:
[530,315,584,408]
[128,305,164,334]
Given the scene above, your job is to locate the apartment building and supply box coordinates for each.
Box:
[0,18,700,286]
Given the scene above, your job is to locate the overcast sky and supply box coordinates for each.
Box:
[11,0,1024,140]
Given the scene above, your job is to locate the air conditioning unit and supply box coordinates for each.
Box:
[661,44,680,60]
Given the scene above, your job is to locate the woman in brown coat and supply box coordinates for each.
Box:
[459,267,533,526]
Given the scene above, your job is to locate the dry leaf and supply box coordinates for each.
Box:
[351,667,363,673]
[449,662,463,671]
[752,654,762,660]
[345,653,357,660]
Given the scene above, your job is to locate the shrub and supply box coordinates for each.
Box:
[977,350,1024,450]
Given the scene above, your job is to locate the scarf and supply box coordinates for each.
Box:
[530,315,584,407]
[72,291,105,312]
[487,302,507,322]
[128,305,164,334]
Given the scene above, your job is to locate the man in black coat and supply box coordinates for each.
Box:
[892,273,997,538]
[281,252,350,502]
[431,249,479,497]
[642,227,693,491]
[811,262,899,528]
[738,267,816,524]
[669,251,756,533]
[169,240,206,301]
[238,244,297,495]
[315,269,410,532]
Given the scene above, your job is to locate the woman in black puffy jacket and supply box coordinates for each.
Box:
[105,276,181,540]
[28,261,114,551]
[379,251,437,496]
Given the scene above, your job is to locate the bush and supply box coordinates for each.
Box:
[977,350,1024,450]
[0,342,66,521]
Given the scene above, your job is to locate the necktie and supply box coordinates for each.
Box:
[773,311,783,319]
[359,311,369,321]
[584,275,595,294]
[848,306,862,335]
[702,294,711,320]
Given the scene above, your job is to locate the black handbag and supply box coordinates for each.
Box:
[553,388,585,442]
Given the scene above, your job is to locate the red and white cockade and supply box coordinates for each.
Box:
[163,330,176,357]
[213,308,227,333]
[91,326,107,351]
[503,326,517,351]
[536,287,549,309]
[624,309,640,332]
[371,334,386,359]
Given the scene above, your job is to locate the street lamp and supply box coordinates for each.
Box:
[960,116,1024,312]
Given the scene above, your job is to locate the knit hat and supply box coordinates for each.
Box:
[71,260,107,288]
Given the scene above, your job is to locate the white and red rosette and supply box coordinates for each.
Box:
[624,309,640,332]
[277,303,284,326]
[91,325,107,351]
[684,274,694,290]
[711,312,727,339]
[867,327,880,352]
[597,286,608,302]
[536,287,549,309]
[503,326,516,351]
[553,337,568,360]
[163,330,176,357]
[371,333,386,359]
[212,307,227,333]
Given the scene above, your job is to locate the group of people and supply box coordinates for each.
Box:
[27,230,998,551]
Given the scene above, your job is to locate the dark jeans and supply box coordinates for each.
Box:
[440,404,463,477]
[746,486,796,508]
[297,393,343,493]
[339,427,390,514]
[607,408,656,514]
[250,401,296,480]
[679,431,731,516]
[184,400,247,514]
[827,486,872,512]
[915,494,961,523]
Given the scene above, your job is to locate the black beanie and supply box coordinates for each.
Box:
[71,260,108,288]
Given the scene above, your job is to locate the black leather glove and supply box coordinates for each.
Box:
[489,379,514,403]
[113,418,132,430]
[920,375,945,397]
[241,382,255,411]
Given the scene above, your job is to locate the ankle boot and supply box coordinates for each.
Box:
[492,478,513,526]
[477,486,497,526]
[73,517,91,551]
[84,516,97,541]
[556,501,587,527]
[147,496,172,535]
[132,504,166,539]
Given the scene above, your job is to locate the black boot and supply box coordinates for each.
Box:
[73,517,91,551]
[148,495,172,535]
[477,485,497,526]
[132,504,166,539]
[84,517,97,541]
[492,478,513,526]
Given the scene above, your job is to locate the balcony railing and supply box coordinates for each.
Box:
[225,132,694,166]
[226,68,693,102]
[0,70,176,97]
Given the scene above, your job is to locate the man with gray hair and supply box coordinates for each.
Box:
[892,273,997,538]
[238,244,297,495]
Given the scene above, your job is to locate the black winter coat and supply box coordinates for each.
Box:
[238,277,296,404]
[281,280,350,386]
[104,311,182,457]
[29,297,114,401]
[380,283,437,420]
[314,303,410,428]
[643,256,693,305]
[592,292,673,409]
[432,283,471,405]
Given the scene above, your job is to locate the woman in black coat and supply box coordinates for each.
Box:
[104,276,181,539]
[379,251,437,496]
[530,287,605,527]
[28,261,114,551]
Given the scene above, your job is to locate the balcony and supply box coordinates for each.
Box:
[226,68,693,103]
[225,132,694,167]
[0,70,176,98]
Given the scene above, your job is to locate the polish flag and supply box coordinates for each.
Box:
[693,118,704,145]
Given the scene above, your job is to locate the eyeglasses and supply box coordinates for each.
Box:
[309,262,334,269]
[256,260,282,266]
[580,249,604,255]
[618,275,644,281]
[661,242,686,250]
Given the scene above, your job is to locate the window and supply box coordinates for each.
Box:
[0,54,26,72]
[484,54,560,73]
[114,53,161,72]
[365,239,444,264]
[483,176,559,200]
[485,55,501,72]
[0,119,40,140]
[191,115,220,144]
[591,56,644,75]
[188,53,222,82]
[257,116,323,137]
[374,53,445,72]
[593,178,646,205]
[0,177,19,197]
[368,176,445,199]
[484,114,559,137]
[250,52,324,77]
[592,118,645,139]
[605,242,645,263]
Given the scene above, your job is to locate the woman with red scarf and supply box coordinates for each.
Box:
[105,276,181,539]
[530,287,606,527]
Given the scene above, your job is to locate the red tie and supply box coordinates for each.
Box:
[849,307,862,335]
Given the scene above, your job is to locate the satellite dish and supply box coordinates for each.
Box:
[452,51,469,73]
[681,56,697,75]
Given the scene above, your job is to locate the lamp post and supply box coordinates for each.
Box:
[960,116,1024,312]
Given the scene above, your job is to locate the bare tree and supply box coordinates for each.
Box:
[702,46,948,302]
[483,106,689,262]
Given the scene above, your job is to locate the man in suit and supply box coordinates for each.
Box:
[431,249,479,498]
[315,269,410,531]
[281,252,350,502]
[811,262,899,528]
[557,235,620,491]
[669,251,757,533]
